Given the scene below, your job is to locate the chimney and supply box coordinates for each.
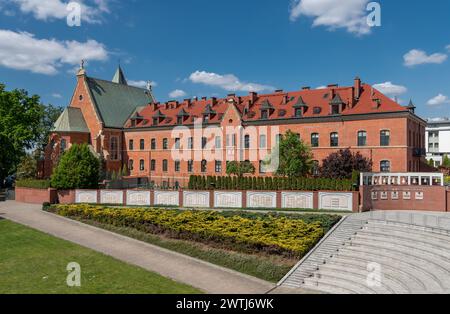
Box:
[327,84,338,88]
[201,96,207,101]
[193,96,198,101]
[249,92,258,104]
[184,98,191,107]
[275,89,283,93]
[354,76,361,100]
[211,97,217,107]
[302,86,310,90]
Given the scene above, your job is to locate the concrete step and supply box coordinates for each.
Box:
[328,255,426,292]
[303,273,378,294]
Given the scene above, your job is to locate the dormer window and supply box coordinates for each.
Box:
[330,94,345,115]
[177,116,183,125]
[293,96,308,118]
[202,105,216,124]
[152,110,166,126]
[260,100,274,119]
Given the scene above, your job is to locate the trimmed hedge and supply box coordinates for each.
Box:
[188,175,354,191]
[16,179,51,189]
[48,204,330,258]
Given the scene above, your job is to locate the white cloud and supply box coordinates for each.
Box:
[189,70,274,93]
[51,93,62,98]
[0,29,108,75]
[427,94,450,106]
[8,0,110,23]
[289,0,372,35]
[403,49,447,67]
[128,80,157,89]
[373,82,408,97]
[169,89,187,98]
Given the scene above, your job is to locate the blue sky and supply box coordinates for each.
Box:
[0,0,449,119]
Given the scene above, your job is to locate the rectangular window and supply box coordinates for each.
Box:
[177,116,183,125]
[110,137,119,160]
[129,159,134,171]
[358,131,367,147]
[163,138,168,150]
[311,133,319,148]
[129,139,134,150]
[259,161,266,174]
[151,159,156,171]
[175,160,180,172]
[215,136,221,149]
[188,137,193,149]
[151,138,156,150]
[215,160,222,173]
[187,160,194,173]
[175,138,181,149]
[295,108,302,117]
[244,135,250,149]
[259,135,267,149]
[261,110,268,119]
[380,130,390,146]
[162,159,168,172]
[202,137,207,149]
[140,139,145,150]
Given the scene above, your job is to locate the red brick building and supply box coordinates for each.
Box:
[44,66,427,188]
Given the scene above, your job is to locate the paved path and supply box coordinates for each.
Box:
[0,201,274,294]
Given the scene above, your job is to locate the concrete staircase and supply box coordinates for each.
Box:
[278,211,450,294]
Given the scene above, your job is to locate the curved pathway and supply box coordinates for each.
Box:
[0,201,274,294]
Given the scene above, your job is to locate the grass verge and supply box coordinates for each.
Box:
[0,219,201,294]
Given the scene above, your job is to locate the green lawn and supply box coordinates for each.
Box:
[0,219,201,294]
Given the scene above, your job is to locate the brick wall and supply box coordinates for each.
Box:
[15,187,58,204]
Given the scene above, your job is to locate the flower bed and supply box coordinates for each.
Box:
[47,205,338,258]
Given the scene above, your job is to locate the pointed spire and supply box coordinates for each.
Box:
[112,65,127,85]
[407,99,416,109]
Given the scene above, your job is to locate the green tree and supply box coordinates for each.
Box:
[16,154,37,180]
[51,144,100,189]
[443,155,450,168]
[226,161,256,177]
[275,130,314,178]
[35,104,64,153]
[0,84,45,185]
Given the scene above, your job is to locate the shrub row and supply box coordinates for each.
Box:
[15,179,51,189]
[188,175,354,191]
[48,204,327,258]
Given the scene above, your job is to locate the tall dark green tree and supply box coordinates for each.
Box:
[275,130,314,178]
[0,84,45,185]
[51,144,100,189]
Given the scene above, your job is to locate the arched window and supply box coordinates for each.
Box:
[150,159,156,171]
[311,133,319,147]
[128,159,134,171]
[162,138,168,150]
[151,138,156,150]
[201,160,207,172]
[162,159,168,172]
[140,139,145,150]
[380,130,390,146]
[380,160,391,173]
[110,137,118,160]
[330,132,339,147]
[139,159,145,171]
[358,131,367,147]
[259,135,267,149]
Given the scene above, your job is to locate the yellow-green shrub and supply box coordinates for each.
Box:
[50,205,327,258]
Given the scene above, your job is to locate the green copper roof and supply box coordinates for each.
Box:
[53,107,89,133]
[86,77,154,128]
[112,66,127,85]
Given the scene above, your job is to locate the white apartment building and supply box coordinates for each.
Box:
[426,118,450,167]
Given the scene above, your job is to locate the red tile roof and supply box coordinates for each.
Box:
[126,79,409,128]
